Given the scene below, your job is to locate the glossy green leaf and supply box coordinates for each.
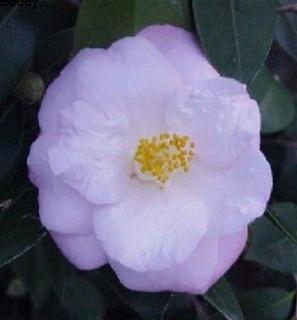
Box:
[248,67,295,134]
[0,8,35,102]
[0,102,25,185]
[14,236,75,314]
[0,188,47,268]
[34,27,74,71]
[13,236,104,319]
[88,267,195,320]
[245,202,297,273]
[32,0,76,41]
[55,275,105,320]
[266,209,297,245]
[13,243,52,311]
[192,0,277,84]
[261,140,297,203]
[239,288,295,320]
[74,0,190,50]
[276,0,297,62]
[204,277,244,320]
[283,103,297,140]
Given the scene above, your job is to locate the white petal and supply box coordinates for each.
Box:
[48,100,132,205]
[93,178,208,272]
[110,236,217,294]
[138,25,219,85]
[27,133,94,234]
[166,78,261,167]
[51,232,107,270]
[187,149,272,235]
[39,36,182,137]
[210,228,248,283]
[110,229,247,294]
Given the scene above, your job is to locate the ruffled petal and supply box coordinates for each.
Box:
[38,181,94,235]
[166,78,261,167]
[210,228,248,283]
[28,133,94,234]
[110,236,217,294]
[110,229,247,294]
[138,25,218,85]
[38,64,76,132]
[186,149,272,235]
[40,35,182,137]
[93,178,208,272]
[48,100,132,205]
[51,232,107,270]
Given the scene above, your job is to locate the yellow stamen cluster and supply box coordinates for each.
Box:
[133,133,195,187]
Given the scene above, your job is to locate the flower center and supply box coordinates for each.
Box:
[133,133,195,188]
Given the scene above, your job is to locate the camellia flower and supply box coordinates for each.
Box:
[27,25,272,293]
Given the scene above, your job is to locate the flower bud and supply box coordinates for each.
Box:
[14,72,44,105]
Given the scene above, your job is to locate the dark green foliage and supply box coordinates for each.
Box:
[0,0,296,319]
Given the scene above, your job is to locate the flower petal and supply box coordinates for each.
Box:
[48,100,132,205]
[28,133,94,234]
[40,35,182,137]
[83,36,182,137]
[110,236,217,294]
[110,229,247,293]
[138,25,218,85]
[166,78,261,167]
[210,228,248,283]
[51,232,107,270]
[93,178,208,272]
[187,149,272,235]
[38,51,85,132]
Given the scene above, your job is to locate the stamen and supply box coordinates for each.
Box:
[133,133,195,188]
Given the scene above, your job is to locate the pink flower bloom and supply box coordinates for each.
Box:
[27,25,272,294]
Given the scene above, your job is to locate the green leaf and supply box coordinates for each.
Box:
[248,67,295,134]
[283,103,297,140]
[239,288,295,320]
[245,202,297,273]
[14,235,74,314]
[13,243,52,311]
[0,8,35,102]
[74,0,190,50]
[192,0,277,84]
[204,277,244,320]
[32,0,76,41]
[266,209,297,245]
[88,267,194,320]
[55,275,105,320]
[0,188,47,268]
[276,0,297,62]
[261,140,297,203]
[34,27,74,72]
[0,102,25,185]
[13,235,105,319]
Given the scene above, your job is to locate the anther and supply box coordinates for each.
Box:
[133,133,195,189]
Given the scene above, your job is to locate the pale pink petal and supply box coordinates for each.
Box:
[93,178,208,272]
[185,149,272,235]
[38,51,86,132]
[48,100,132,205]
[38,181,94,235]
[210,228,248,284]
[166,78,261,167]
[51,232,107,270]
[27,133,94,234]
[82,36,182,137]
[138,25,218,85]
[110,236,217,294]
[39,36,182,137]
[110,230,247,293]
